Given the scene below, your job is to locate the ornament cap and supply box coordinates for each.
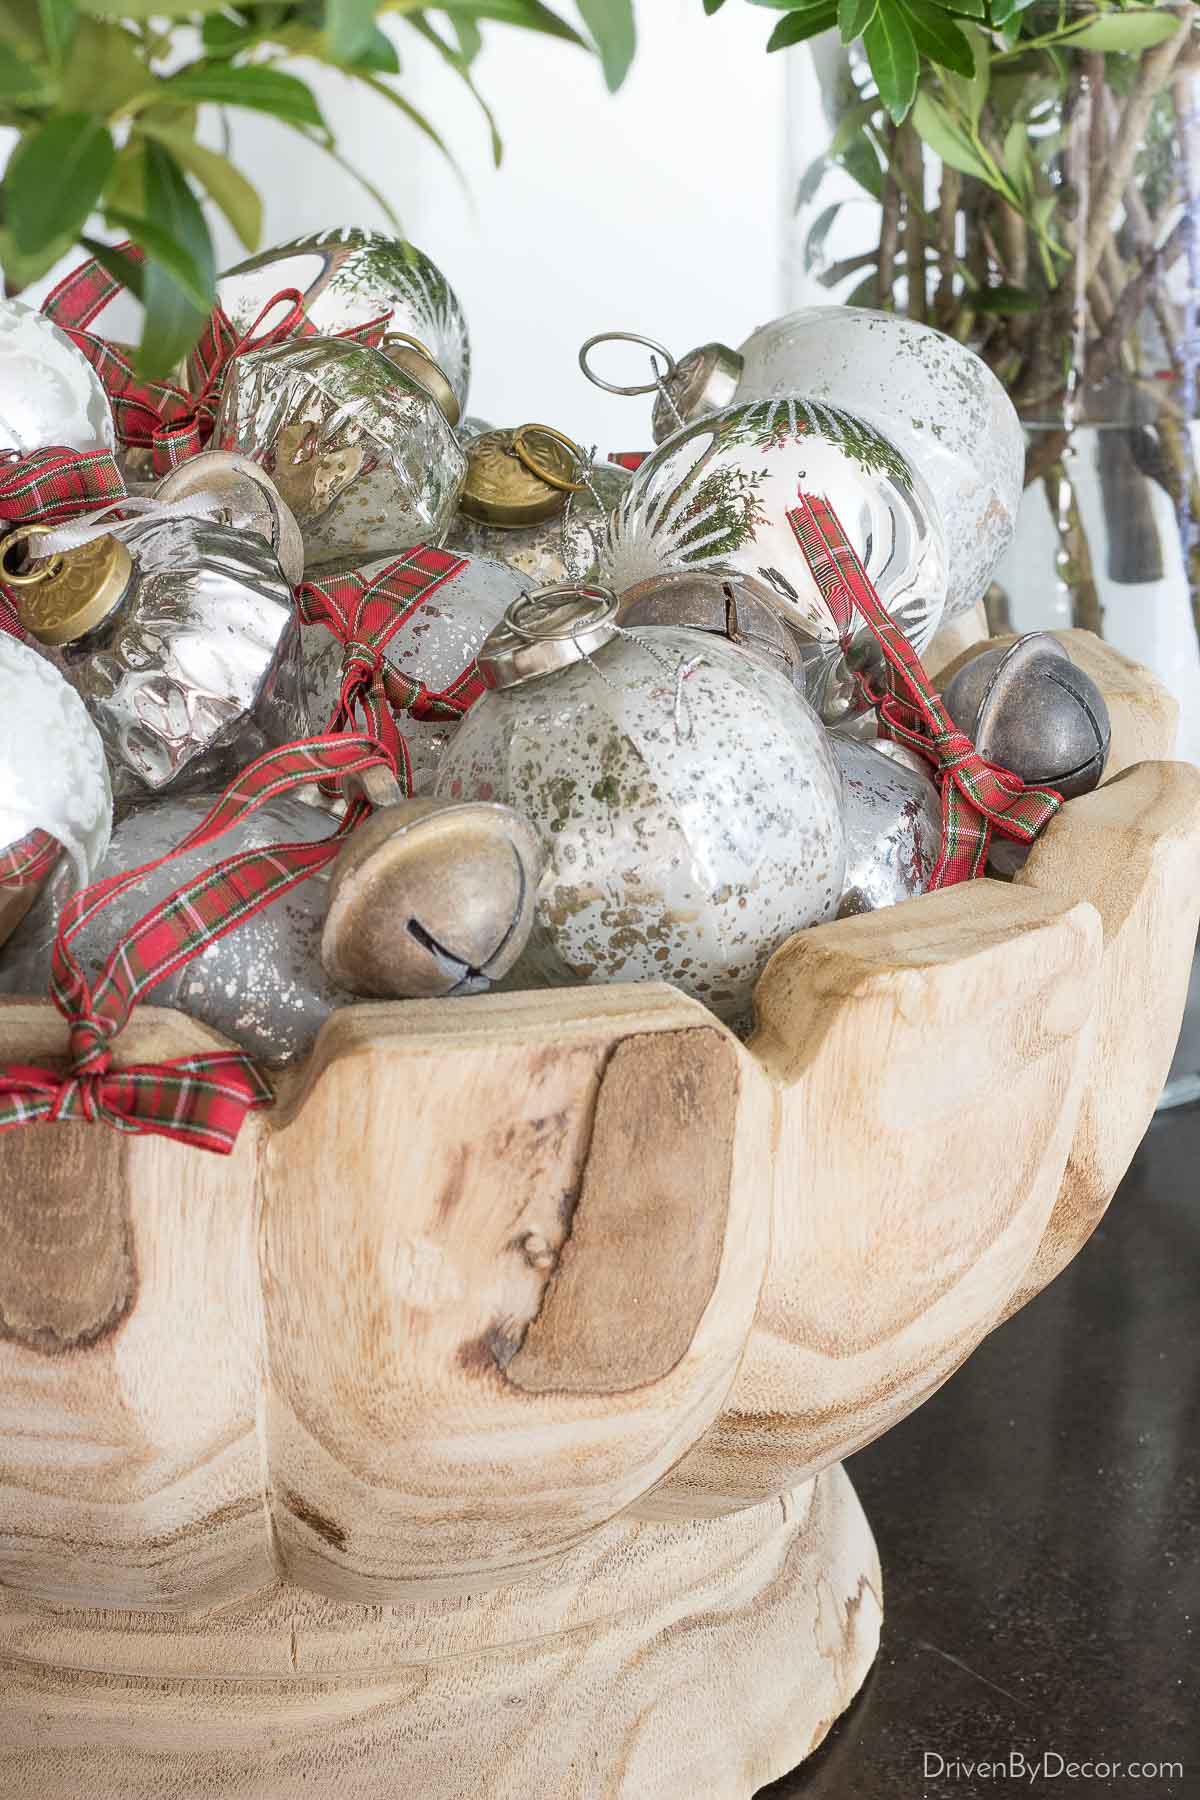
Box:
[459,425,586,528]
[380,332,461,427]
[153,451,305,588]
[651,341,743,443]
[476,582,619,690]
[4,527,133,648]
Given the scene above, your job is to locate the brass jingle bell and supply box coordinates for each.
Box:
[942,632,1111,801]
[617,567,804,690]
[322,773,544,1000]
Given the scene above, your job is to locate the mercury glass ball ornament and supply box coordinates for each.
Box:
[434,584,846,1027]
[0,633,113,943]
[0,791,354,1066]
[646,308,1021,624]
[942,633,1111,801]
[217,228,471,414]
[299,549,531,793]
[0,298,116,457]
[453,426,632,588]
[604,397,947,728]
[829,732,941,918]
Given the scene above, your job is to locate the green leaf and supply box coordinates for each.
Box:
[838,0,874,43]
[5,112,114,254]
[131,139,214,379]
[0,45,52,101]
[767,6,837,51]
[863,4,917,122]
[702,0,728,12]
[938,0,983,16]
[576,0,635,90]
[1064,10,1179,51]
[359,70,462,172]
[840,126,884,197]
[899,0,973,77]
[1002,112,1032,198]
[326,0,377,62]
[350,22,401,69]
[159,65,328,131]
[60,18,147,113]
[80,232,145,301]
[803,199,841,272]
[0,224,76,291]
[450,13,482,57]
[37,0,74,66]
[437,0,588,48]
[136,121,262,250]
[941,24,988,123]
[974,283,1040,314]
[404,11,502,162]
[910,87,989,179]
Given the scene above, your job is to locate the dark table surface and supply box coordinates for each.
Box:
[759,1102,1199,1800]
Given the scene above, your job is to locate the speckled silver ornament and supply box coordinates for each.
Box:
[435,589,846,1026]
[452,458,631,589]
[0,791,354,1066]
[942,632,1111,801]
[218,228,471,413]
[13,516,304,802]
[604,397,947,730]
[651,308,1022,624]
[0,298,116,456]
[0,632,112,889]
[215,336,466,571]
[299,549,530,793]
[829,732,941,918]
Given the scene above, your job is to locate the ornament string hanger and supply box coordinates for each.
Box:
[577,331,686,433]
[2,493,230,574]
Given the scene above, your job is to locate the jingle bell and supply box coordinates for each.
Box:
[322,769,543,1000]
[153,451,305,589]
[617,566,803,689]
[942,633,1111,801]
[829,733,941,917]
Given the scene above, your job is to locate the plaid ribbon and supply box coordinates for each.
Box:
[297,544,477,795]
[609,451,649,471]
[787,491,1063,885]
[0,733,393,1153]
[0,827,61,892]
[41,246,391,476]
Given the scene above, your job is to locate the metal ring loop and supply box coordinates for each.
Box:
[383,329,435,362]
[577,332,679,397]
[0,523,63,586]
[505,582,617,639]
[511,424,587,494]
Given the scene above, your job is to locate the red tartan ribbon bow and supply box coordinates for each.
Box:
[0,827,63,892]
[41,246,392,476]
[787,491,1063,886]
[0,733,394,1153]
[297,545,479,794]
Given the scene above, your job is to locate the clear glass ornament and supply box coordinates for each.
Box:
[604,397,947,727]
[215,337,466,571]
[829,732,940,917]
[218,228,471,414]
[0,298,116,457]
[0,632,112,888]
[0,791,352,1067]
[452,458,631,589]
[435,589,846,1027]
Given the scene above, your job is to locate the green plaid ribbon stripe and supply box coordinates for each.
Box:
[0,828,62,891]
[298,545,476,794]
[0,733,393,1154]
[787,491,1063,886]
[42,247,391,476]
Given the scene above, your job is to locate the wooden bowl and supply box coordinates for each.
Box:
[0,632,1197,1800]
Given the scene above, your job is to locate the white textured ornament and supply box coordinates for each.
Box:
[0,299,116,457]
[435,616,846,1026]
[605,397,947,726]
[725,308,1023,622]
[0,632,112,886]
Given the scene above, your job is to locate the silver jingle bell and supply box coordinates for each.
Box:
[942,633,1111,801]
[617,566,804,689]
[829,732,941,917]
[321,769,543,1000]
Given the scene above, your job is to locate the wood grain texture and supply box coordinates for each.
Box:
[0,1470,879,1800]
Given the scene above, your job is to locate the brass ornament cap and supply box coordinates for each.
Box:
[942,631,1112,801]
[459,426,583,529]
[321,796,544,1000]
[7,531,133,648]
[618,567,803,688]
[153,451,306,589]
[379,333,461,428]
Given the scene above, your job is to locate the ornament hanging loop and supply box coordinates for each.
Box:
[577,331,679,396]
[0,523,65,585]
[512,424,588,493]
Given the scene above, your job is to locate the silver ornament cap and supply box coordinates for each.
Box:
[476,583,620,691]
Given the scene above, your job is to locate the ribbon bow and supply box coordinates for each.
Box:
[787,490,1063,886]
[41,246,392,476]
[0,733,393,1153]
[297,544,476,793]
[0,828,64,893]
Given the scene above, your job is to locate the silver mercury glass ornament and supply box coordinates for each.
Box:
[434,582,846,1027]
[617,566,804,690]
[321,764,543,999]
[214,335,466,572]
[0,790,355,1067]
[828,732,941,918]
[3,515,305,802]
[942,633,1111,801]
[451,423,632,589]
[602,396,947,730]
[217,228,471,414]
[153,451,305,589]
[299,549,531,793]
